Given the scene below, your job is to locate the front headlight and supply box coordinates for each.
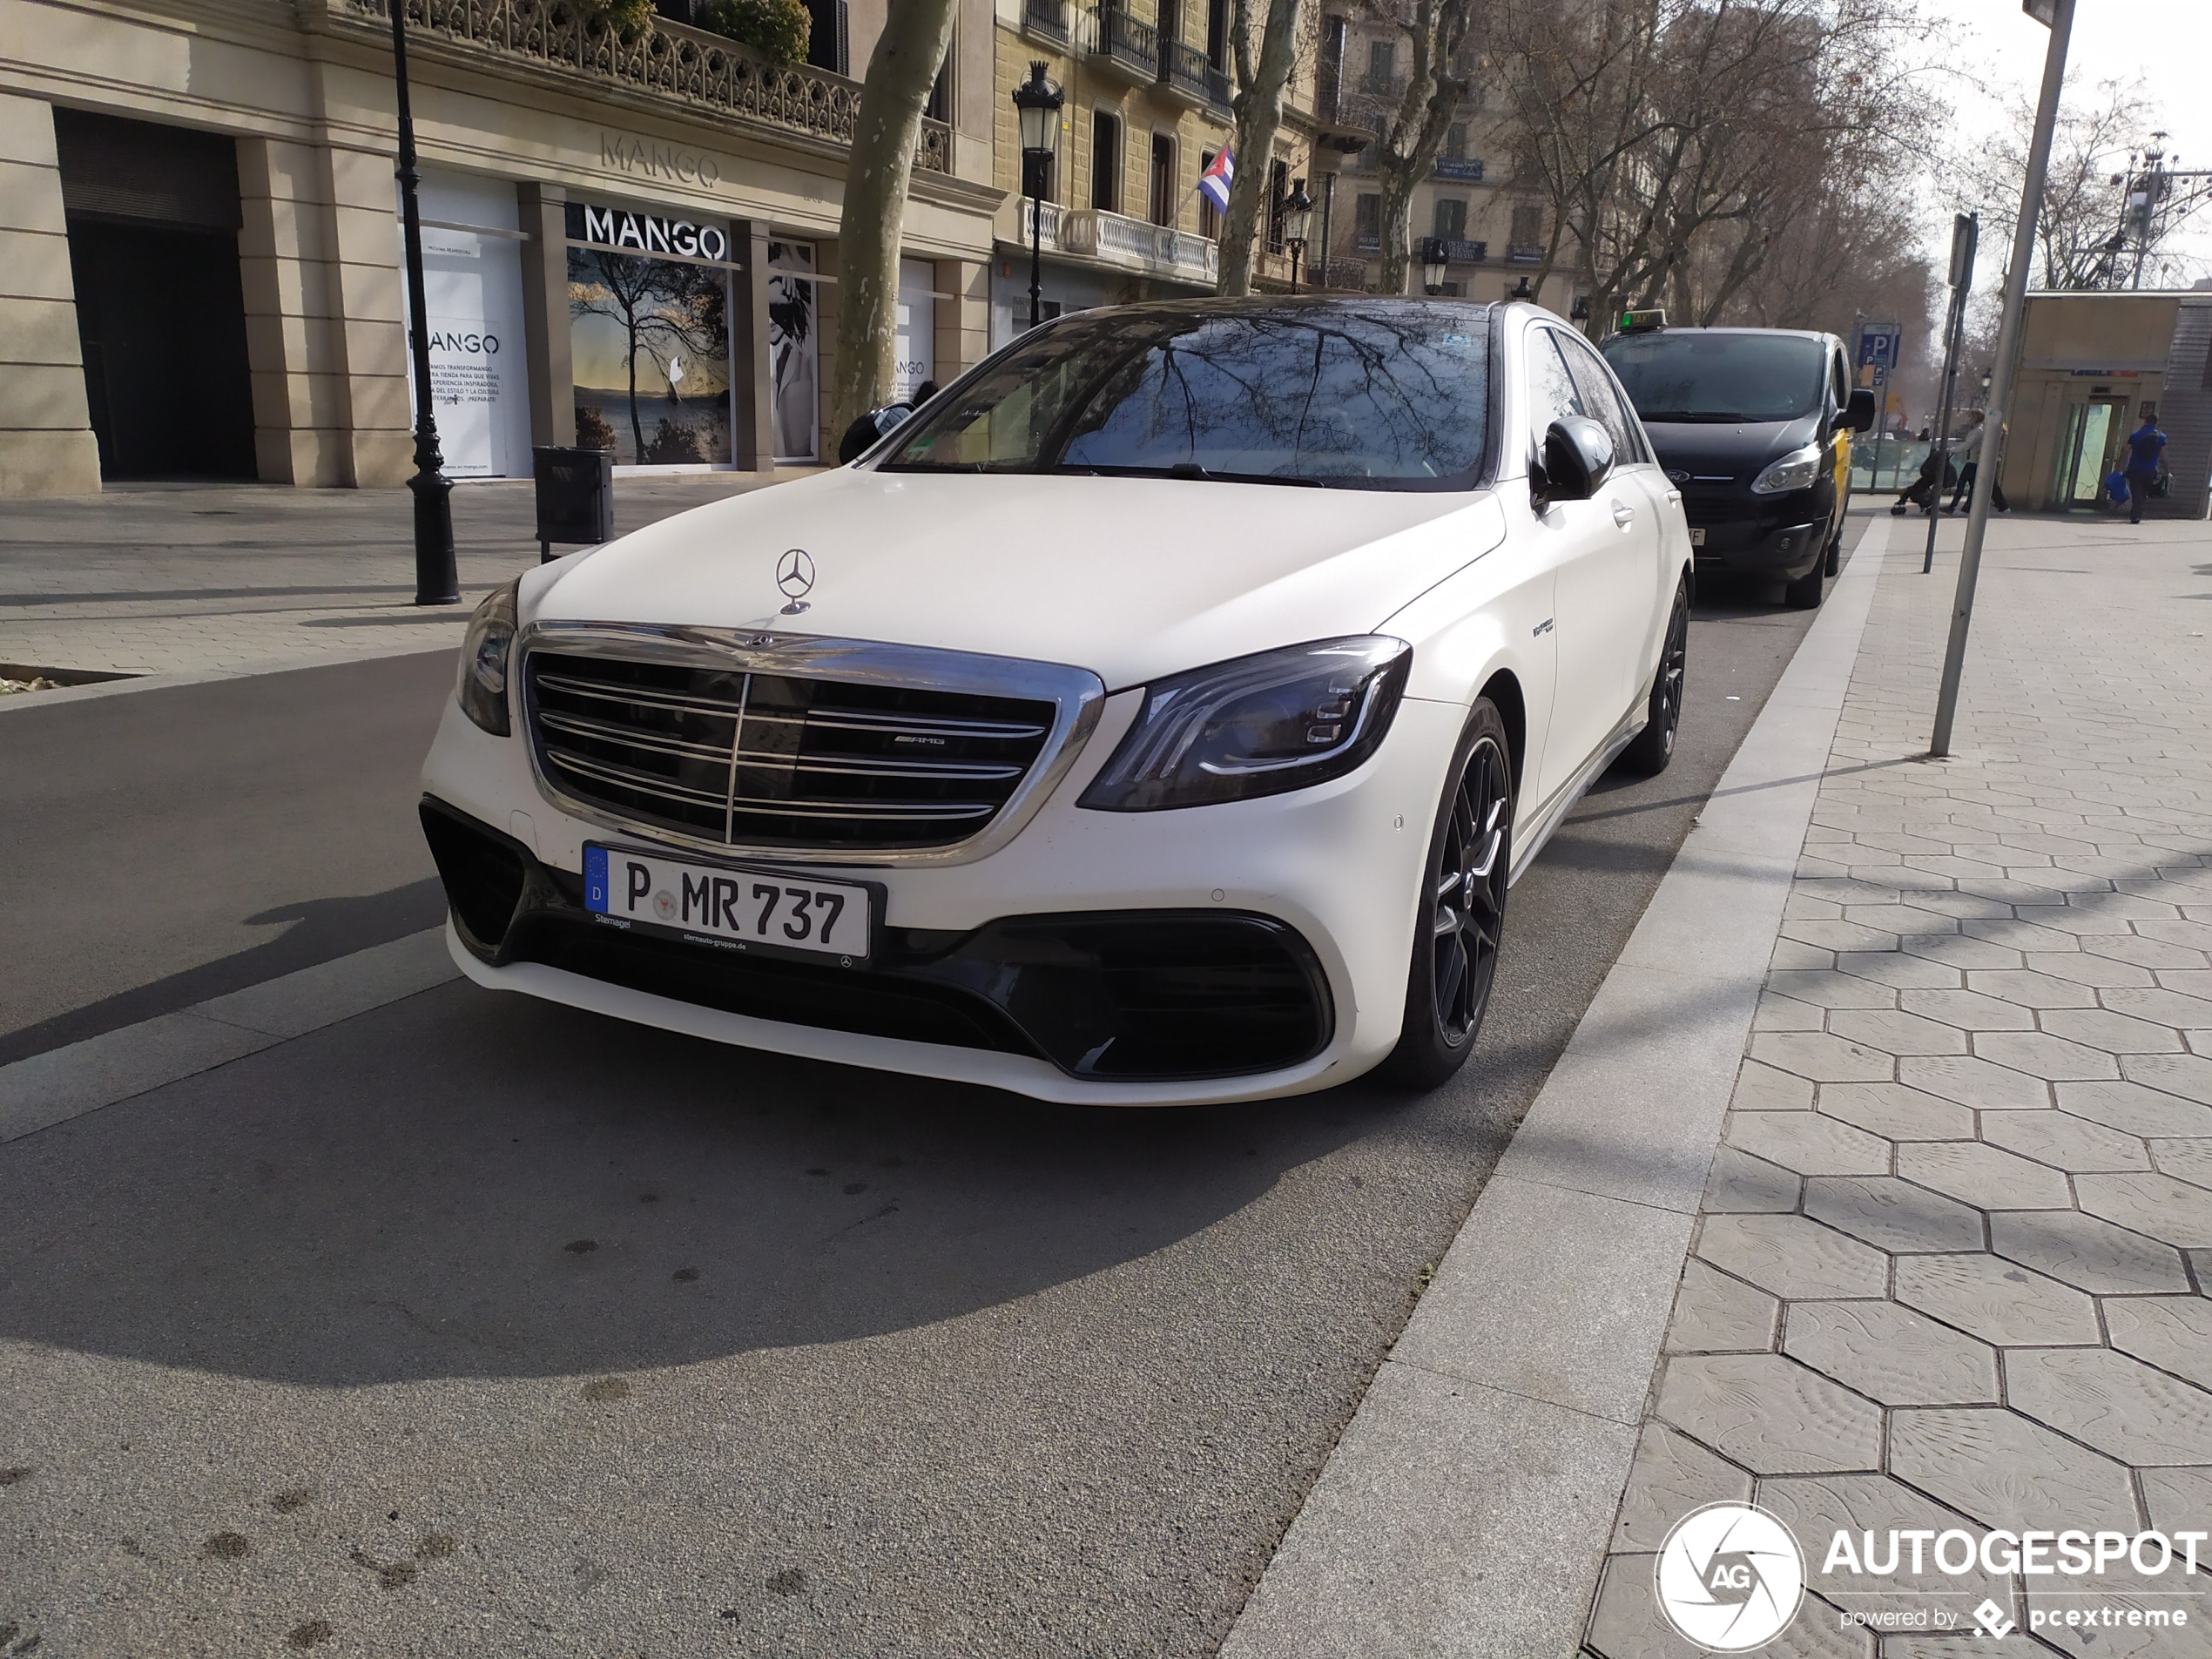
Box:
[1750,443,1824,495]
[1078,636,1411,812]
[457,579,518,736]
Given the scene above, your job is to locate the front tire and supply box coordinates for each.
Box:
[1386,700,1514,1089]
[1784,557,1827,610]
[1619,576,1689,775]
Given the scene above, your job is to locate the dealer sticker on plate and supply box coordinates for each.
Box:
[584,844,872,963]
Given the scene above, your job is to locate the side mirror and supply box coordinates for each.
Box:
[1534,415,1615,505]
[837,401,914,465]
[1844,388,1877,433]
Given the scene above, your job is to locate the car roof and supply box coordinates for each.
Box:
[1607,326,1839,347]
[1049,294,1501,325]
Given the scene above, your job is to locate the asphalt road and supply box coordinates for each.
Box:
[0,529,1859,1657]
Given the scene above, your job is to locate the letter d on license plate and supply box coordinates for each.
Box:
[584,845,873,963]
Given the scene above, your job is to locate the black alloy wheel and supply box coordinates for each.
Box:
[1386,699,1514,1089]
[1620,577,1689,775]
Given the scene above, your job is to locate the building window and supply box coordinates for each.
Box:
[1354,191,1380,248]
[1198,150,1221,239]
[1509,201,1544,248]
[1150,133,1176,228]
[1366,39,1396,91]
[925,54,951,123]
[804,0,848,74]
[1266,158,1288,253]
[1092,109,1119,212]
[1445,123,1467,160]
[1433,198,1467,241]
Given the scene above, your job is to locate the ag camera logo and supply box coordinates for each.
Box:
[1655,1502,1806,1651]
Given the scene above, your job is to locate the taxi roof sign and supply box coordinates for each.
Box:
[1617,307,1668,334]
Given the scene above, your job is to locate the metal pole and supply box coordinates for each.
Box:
[1924,213,1977,574]
[1931,0,2072,758]
[390,0,459,607]
[1028,170,1043,329]
[1291,242,1302,293]
[1318,173,1335,293]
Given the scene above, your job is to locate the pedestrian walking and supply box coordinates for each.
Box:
[2122,411,2167,526]
[1946,409,2009,514]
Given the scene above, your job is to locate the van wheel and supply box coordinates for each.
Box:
[1619,577,1689,775]
[1784,560,1827,610]
[1386,699,1514,1089]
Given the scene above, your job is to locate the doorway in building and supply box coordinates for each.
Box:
[55,110,256,481]
[2054,395,2129,509]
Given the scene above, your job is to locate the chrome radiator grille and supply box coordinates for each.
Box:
[524,650,1058,850]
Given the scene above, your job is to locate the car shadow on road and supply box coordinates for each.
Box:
[0,980,1453,1388]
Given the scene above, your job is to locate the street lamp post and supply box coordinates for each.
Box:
[1281,179,1313,292]
[1011,63,1064,331]
[388,0,459,607]
[1420,238,1447,296]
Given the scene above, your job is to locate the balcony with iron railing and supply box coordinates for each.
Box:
[1022,0,1069,45]
[1022,197,1217,285]
[318,0,950,172]
[1158,37,1210,105]
[1089,5,1160,83]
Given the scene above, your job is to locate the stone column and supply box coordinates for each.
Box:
[236,136,350,485]
[0,92,101,496]
[318,139,411,488]
[934,258,989,382]
[729,217,776,473]
[517,182,572,450]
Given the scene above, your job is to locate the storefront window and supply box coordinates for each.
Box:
[768,241,819,462]
[566,200,734,466]
[402,172,532,478]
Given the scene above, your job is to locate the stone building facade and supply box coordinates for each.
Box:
[0,0,1003,497]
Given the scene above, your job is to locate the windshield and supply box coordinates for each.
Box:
[1601,332,1825,423]
[877,302,1492,489]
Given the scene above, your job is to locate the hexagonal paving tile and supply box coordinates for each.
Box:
[2074,1172,2212,1248]
[1978,1109,2152,1173]
[2058,1079,2212,1138]
[2023,1563,2212,1659]
[1970,1030,2122,1082]
[2102,985,2212,1028]
[2122,1052,2212,1106]
[1804,1177,1984,1255]
[1988,1210,2192,1295]
[2022,953,2161,991]
[1608,1421,1754,1550]
[2148,1137,2212,1188]
[1962,969,2100,1009]
[1766,969,1899,1011]
[1750,1032,1898,1085]
[1966,918,2096,954]
[1656,1353,1883,1474]
[1898,1055,2050,1110]
[1826,1009,1971,1056]
[1781,1300,1998,1405]
[1897,934,2023,972]
[1756,1474,2008,1614]
[1665,1258,1782,1354]
[2038,1007,2186,1055]
[1784,920,1905,955]
[1704,1144,1804,1213]
[1834,950,1967,988]
[1817,1083,1976,1143]
[1892,1253,2101,1346]
[1728,1113,1893,1177]
[1894,988,2039,1032]
[1895,1141,2074,1211]
[1697,1214,1890,1301]
[2101,1295,2212,1391]
[2087,937,2212,973]
[1584,1557,1874,1659]
[1888,1406,2141,1534]
[2006,1346,2212,1464]
[2141,1467,2212,1541]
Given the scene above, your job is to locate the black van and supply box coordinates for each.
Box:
[1601,324,1875,608]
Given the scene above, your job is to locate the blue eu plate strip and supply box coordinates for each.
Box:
[584,845,610,913]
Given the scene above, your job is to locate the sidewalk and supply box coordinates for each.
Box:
[1579,512,2212,1656]
[0,475,781,682]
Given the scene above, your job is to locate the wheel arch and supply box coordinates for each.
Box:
[1476,668,1527,800]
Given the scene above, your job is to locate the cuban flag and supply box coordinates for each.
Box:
[1197,145,1235,213]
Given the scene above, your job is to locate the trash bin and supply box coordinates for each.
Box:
[533,445,613,562]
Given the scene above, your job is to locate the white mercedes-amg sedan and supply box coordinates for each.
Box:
[420,298,1692,1105]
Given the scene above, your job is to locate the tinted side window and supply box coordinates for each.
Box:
[1557,331,1645,464]
[1831,352,1850,413]
[1527,328,1587,455]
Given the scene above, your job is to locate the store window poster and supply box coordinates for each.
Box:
[568,231,734,466]
[768,242,817,462]
[401,172,533,478]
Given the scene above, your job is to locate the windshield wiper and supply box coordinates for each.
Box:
[1637,410,1759,423]
[1049,462,1325,487]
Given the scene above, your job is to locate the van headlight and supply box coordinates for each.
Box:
[457,579,518,736]
[1078,637,1411,812]
[1750,444,1824,495]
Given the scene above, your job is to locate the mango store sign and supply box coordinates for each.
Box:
[568,199,732,264]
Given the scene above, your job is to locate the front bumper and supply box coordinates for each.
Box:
[1689,515,1826,577]
[419,685,1465,1104]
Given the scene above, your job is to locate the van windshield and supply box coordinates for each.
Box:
[1602,332,1825,423]
[877,301,1492,490]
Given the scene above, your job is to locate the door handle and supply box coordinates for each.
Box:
[1612,503,1636,529]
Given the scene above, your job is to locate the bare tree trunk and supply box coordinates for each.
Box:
[833,0,960,433]
[1217,0,1305,297]
[1372,0,1474,296]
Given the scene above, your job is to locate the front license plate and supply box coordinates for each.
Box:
[583,844,873,964]
[1688,527,1706,545]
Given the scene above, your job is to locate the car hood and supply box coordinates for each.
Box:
[530,468,1505,689]
[1640,415,1819,485]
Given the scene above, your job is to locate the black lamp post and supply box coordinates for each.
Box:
[1011,63,1065,331]
[388,0,458,606]
[1281,178,1314,291]
[1510,273,1534,301]
[1420,237,1447,296]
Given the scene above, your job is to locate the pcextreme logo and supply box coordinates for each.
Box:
[1655,1502,1806,1652]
